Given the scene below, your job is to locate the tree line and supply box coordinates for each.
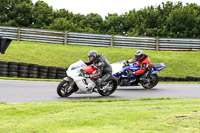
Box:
[0,0,200,38]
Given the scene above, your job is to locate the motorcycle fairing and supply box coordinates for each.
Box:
[124,63,140,72]
[66,60,96,94]
[75,78,96,93]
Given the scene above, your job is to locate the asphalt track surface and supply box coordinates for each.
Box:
[0,80,200,103]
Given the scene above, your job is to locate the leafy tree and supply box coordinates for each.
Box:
[32,0,54,28]
[85,13,103,33]
[103,13,125,35]
[166,2,200,38]
[48,18,77,31]
[0,0,199,38]
[0,0,33,27]
[54,9,73,20]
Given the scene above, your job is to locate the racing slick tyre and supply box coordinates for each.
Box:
[57,80,74,97]
[98,76,118,96]
[141,74,159,89]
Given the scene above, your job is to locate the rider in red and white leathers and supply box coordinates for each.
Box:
[124,50,152,77]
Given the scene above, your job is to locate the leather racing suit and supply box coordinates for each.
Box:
[128,54,152,79]
[132,55,151,76]
[85,55,112,85]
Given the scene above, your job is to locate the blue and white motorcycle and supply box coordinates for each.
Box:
[111,61,166,89]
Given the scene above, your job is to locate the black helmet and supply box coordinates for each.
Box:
[88,50,98,62]
[135,50,144,61]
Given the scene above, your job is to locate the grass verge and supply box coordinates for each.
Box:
[0,98,200,133]
[0,41,200,77]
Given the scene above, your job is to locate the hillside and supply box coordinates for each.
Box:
[0,41,200,77]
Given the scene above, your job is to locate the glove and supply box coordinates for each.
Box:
[123,60,129,66]
[96,78,103,86]
[80,69,84,76]
[91,64,97,68]
[84,73,91,78]
[127,69,135,76]
[128,72,135,76]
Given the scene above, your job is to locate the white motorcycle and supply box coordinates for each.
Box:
[57,60,121,97]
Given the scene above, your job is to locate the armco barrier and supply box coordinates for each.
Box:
[0,61,199,81]
[1,26,200,51]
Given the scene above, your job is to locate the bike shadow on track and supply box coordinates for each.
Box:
[116,88,162,91]
[56,88,163,100]
[57,95,119,100]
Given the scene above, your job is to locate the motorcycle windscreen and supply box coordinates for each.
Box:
[67,60,87,77]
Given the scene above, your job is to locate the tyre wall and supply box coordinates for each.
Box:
[158,76,200,82]
[0,61,199,81]
[0,61,67,79]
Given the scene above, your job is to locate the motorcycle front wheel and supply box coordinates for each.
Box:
[57,80,74,97]
[98,77,118,96]
[141,74,159,89]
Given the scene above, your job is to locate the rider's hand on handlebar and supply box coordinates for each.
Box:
[80,69,84,76]
[123,60,129,66]
[91,64,97,68]
[127,70,135,76]
[84,73,91,78]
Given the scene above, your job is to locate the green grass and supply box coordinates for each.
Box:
[0,98,200,133]
[1,41,200,77]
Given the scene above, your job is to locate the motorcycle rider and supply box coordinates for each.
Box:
[84,50,112,86]
[124,50,152,81]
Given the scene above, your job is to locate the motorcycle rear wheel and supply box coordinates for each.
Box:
[57,80,74,97]
[141,74,159,89]
[98,77,118,96]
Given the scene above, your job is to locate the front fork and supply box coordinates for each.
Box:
[63,77,78,92]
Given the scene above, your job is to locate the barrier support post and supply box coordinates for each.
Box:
[111,35,114,47]
[17,27,20,41]
[156,37,159,51]
[64,31,68,45]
